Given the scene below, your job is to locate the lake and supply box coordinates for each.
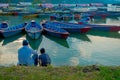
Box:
[0,15,120,67]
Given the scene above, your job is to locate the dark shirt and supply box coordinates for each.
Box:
[39,53,51,66]
[32,53,38,66]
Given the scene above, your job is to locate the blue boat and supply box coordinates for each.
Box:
[45,21,91,33]
[0,22,8,30]
[50,14,63,21]
[78,17,91,24]
[42,22,69,39]
[0,22,27,38]
[25,20,43,39]
[85,24,120,32]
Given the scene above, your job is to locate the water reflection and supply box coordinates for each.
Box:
[69,33,91,42]
[0,38,3,42]
[44,34,69,48]
[26,34,43,50]
[88,30,120,39]
[2,33,25,46]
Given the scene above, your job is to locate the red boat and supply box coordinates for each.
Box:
[45,21,91,33]
[42,22,69,39]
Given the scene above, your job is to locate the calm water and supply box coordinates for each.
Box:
[0,16,120,67]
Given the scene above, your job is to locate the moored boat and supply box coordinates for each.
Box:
[45,21,91,33]
[25,20,43,39]
[50,14,63,21]
[78,17,91,24]
[42,22,69,39]
[0,22,27,38]
[0,21,8,30]
[23,14,39,19]
[85,24,120,32]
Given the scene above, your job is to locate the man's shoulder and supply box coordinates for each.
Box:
[18,47,23,51]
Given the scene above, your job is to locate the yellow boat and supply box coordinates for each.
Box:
[23,14,39,19]
[0,12,13,16]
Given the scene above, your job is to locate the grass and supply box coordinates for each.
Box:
[0,65,120,80]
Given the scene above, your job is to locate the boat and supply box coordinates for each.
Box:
[78,17,91,24]
[62,13,73,21]
[50,14,63,21]
[85,24,120,32]
[45,21,91,33]
[0,22,8,30]
[25,20,43,39]
[74,14,81,20]
[0,22,27,38]
[23,14,39,19]
[42,22,69,39]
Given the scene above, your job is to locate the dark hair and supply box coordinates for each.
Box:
[40,48,45,54]
[22,40,29,45]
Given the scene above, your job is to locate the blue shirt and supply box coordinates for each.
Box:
[39,53,51,66]
[18,46,35,66]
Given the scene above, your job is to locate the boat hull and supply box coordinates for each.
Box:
[63,27,91,33]
[42,23,69,39]
[85,24,120,32]
[45,21,91,33]
[25,21,43,39]
[27,32,41,40]
[0,23,27,38]
[2,30,23,37]
[44,28,69,39]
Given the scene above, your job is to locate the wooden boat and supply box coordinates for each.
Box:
[23,14,39,19]
[0,22,8,30]
[78,17,91,24]
[25,20,43,39]
[62,14,73,21]
[50,14,63,21]
[85,24,120,32]
[45,21,91,33]
[42,22,69,39]
[0,22,27,38]
[0,12,13,16]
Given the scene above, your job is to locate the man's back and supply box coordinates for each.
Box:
[18,46,34,66]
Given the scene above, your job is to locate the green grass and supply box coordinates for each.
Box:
[0,66,120,80]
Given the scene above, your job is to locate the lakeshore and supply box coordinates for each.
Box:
[0,15,120,67]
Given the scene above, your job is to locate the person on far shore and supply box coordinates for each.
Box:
[39,48,51,67]
[18,40,38,66]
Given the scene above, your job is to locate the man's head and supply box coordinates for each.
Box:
[40,48,45,54]
[22,40,29,46]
